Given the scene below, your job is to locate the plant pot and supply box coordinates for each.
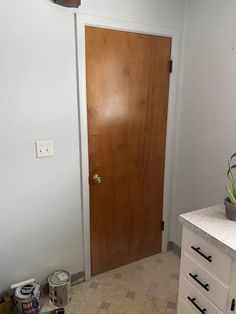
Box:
[224,198,236,220]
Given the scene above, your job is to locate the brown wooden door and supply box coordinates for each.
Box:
[85,26,171,275]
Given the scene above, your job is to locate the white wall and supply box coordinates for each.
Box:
[79,0,185,29]
[0,0,185,292]
[0,1,84,293]
[170,0,236,246]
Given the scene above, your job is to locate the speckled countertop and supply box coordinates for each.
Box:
[179,205,236,258]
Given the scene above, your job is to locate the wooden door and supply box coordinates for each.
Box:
[85,26,171,275]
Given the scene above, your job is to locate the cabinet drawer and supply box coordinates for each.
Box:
[178,298,196,314]
[181,251,229,312]
[179,276,223,314]
[182,227,232,282]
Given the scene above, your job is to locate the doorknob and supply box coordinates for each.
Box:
[92,174,102,184]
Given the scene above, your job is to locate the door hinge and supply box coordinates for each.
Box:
[169,60,173,73]
[231,298,235,311]
[162,221,165,231]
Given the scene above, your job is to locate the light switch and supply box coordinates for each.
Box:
[35,141,54,158]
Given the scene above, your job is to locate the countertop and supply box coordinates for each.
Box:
[179,205,236,258]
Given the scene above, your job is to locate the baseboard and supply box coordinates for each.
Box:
[71,271,85,285]
[168,241,181,256]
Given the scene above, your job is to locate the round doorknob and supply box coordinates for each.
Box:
[92,174,102,184]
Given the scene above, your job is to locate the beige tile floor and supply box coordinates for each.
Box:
[65,251,180,314]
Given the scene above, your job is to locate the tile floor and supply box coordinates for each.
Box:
[65,251,180,314]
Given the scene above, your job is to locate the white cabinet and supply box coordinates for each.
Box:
[181,252,229,311]
[178,226,235,314]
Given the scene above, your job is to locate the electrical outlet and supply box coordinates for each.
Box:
[35,141,54,158]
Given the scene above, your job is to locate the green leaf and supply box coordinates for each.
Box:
[230,152,236,161]
[226,186,236,203]
[228,160,236,197]
[227,164,236,176]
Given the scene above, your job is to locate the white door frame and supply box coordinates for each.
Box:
[75,13,180,280]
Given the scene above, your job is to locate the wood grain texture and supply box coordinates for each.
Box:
[85,26,171,275]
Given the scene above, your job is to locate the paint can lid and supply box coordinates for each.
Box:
[48,270,71,286]
[15,282,40,300]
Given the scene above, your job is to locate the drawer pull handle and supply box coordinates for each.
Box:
[187,296,207,314]
[189,273,209,291]
[191,246,212,263]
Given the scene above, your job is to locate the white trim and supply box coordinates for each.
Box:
[75,13,180,281]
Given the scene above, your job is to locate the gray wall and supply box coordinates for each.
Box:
[0,0,186,293]
[0,0,84,293]
[170,0,236,246]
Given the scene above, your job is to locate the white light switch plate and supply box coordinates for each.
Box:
[35,141,54,158]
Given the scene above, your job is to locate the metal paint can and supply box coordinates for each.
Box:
[48,270,71,307]
[14,282,40,314]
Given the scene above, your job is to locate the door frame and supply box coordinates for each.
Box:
[75,13,180,280]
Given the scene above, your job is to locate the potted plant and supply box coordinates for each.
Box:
[225,152,236,220]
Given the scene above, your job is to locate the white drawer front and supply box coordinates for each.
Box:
[181,251,229,312]
[178,298,196,314]
[179,276,223,314]
[182,227,232,282]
